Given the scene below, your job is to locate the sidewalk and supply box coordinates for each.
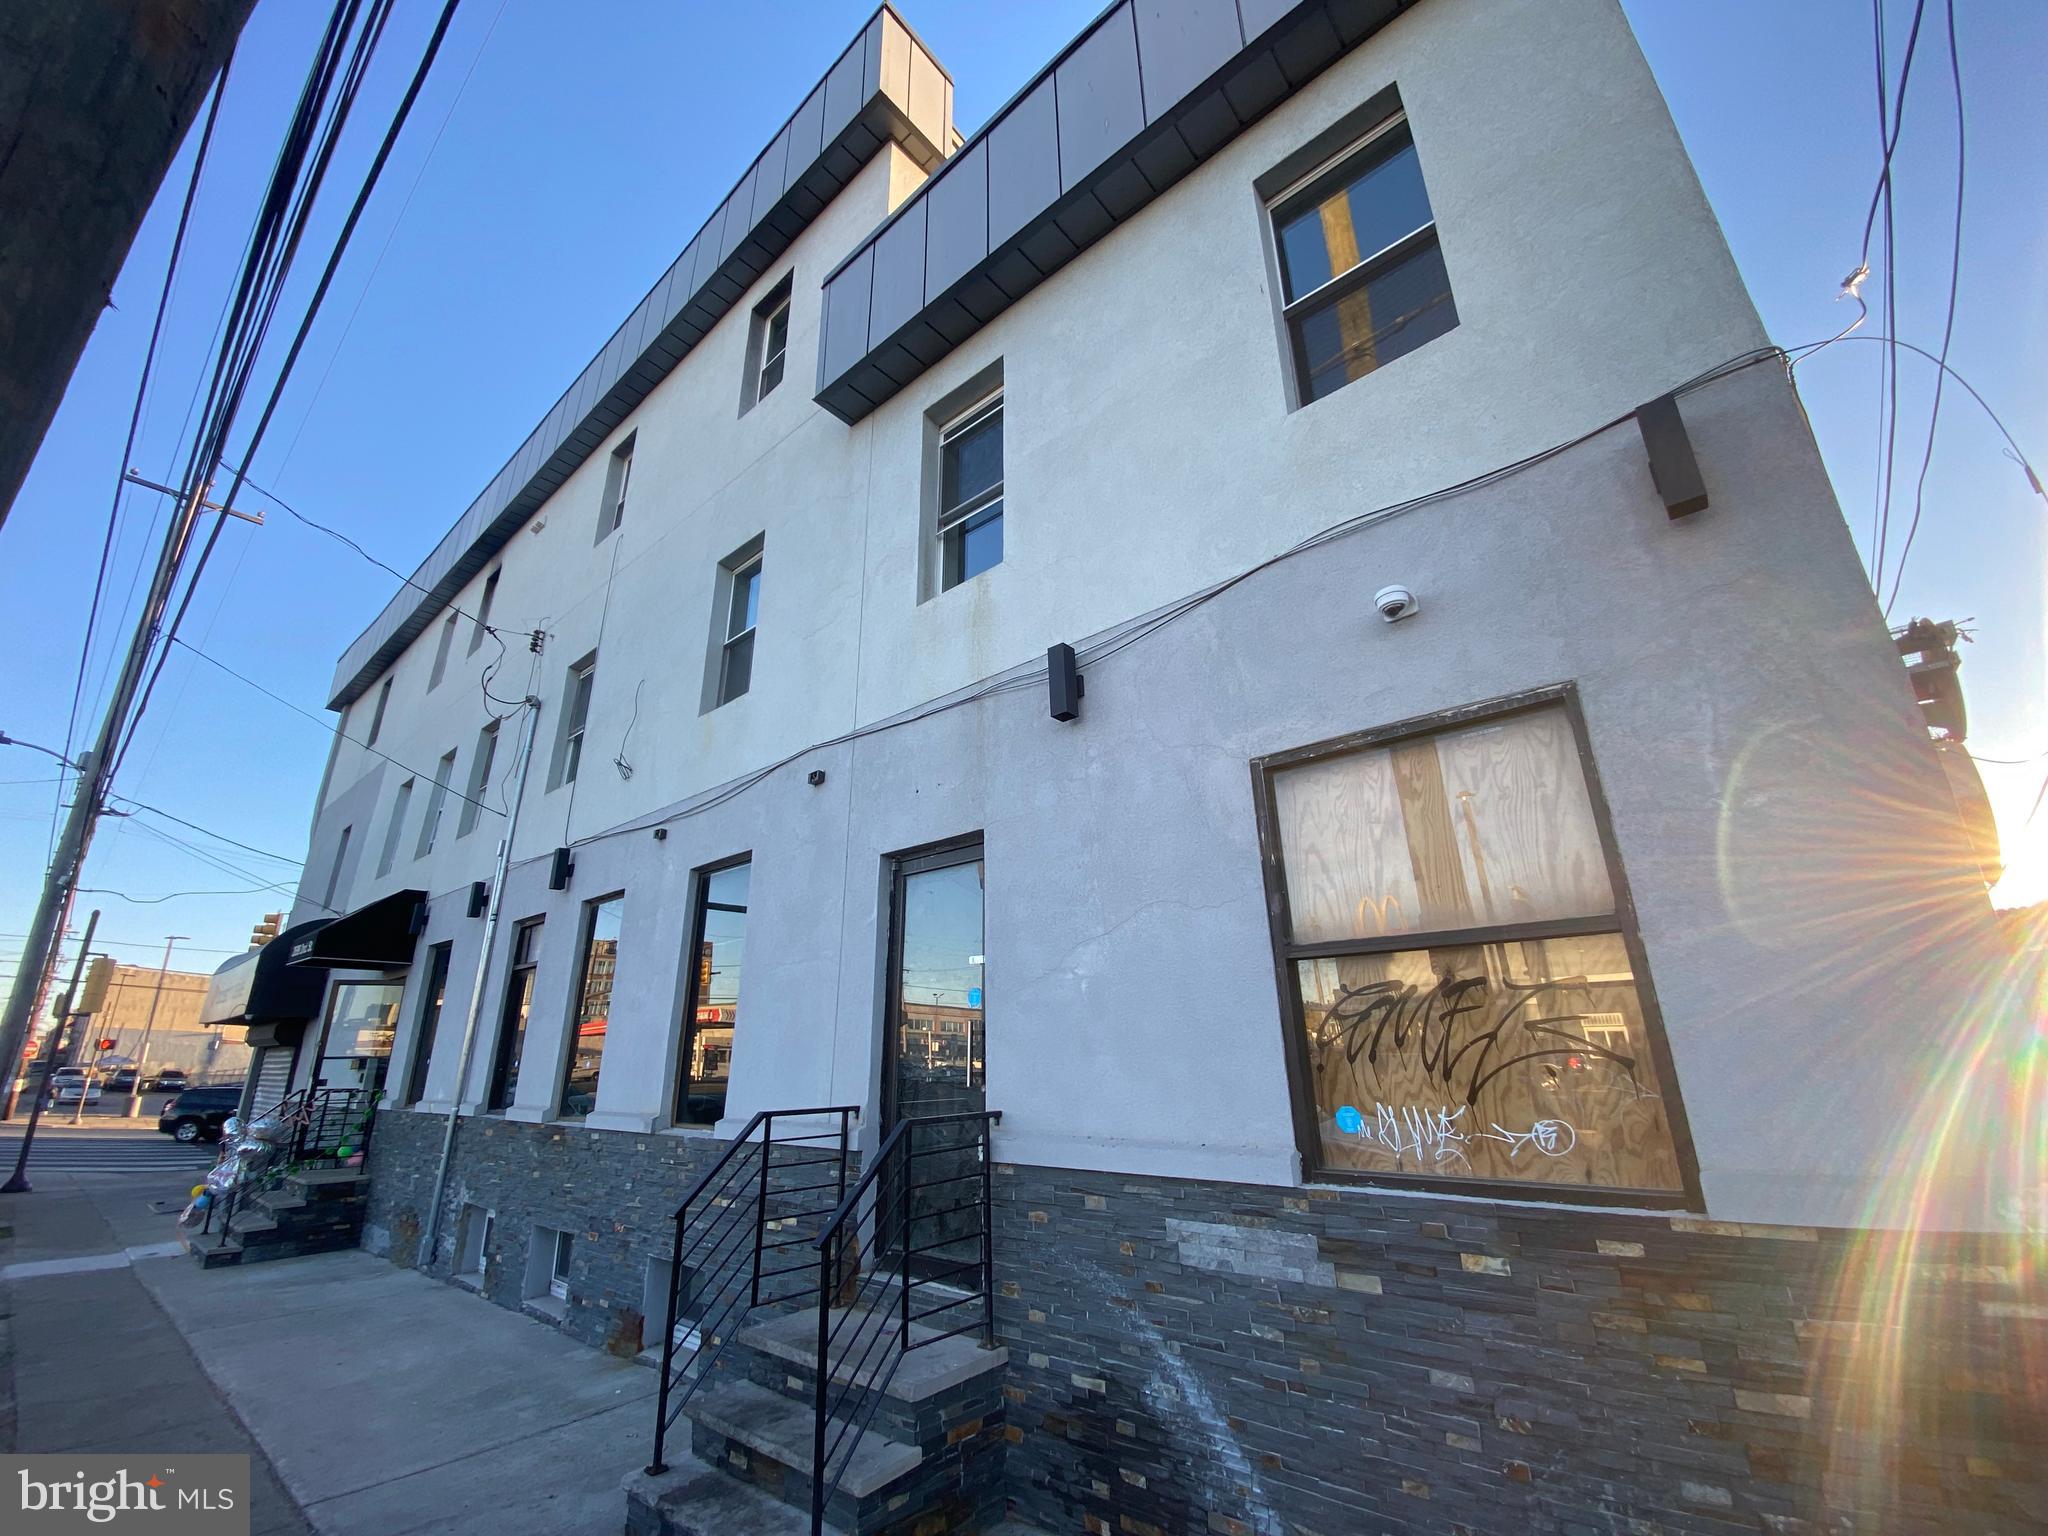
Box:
[133,1247,660,1535]
[0,1169,313,1534]
[1,1167,671,1535]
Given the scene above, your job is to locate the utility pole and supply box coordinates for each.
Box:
[2,910,100,1193]
[125,935,188,1118]
[0,476,218,1120]
[1,884,77,1117]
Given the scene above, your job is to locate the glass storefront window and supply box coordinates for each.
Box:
[676,862,747,1128]
[559,894,622,1117]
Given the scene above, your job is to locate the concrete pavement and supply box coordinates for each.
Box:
[134,1248,661,1536]
[0,1169,313,1534]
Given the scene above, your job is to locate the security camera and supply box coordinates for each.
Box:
[1374,584,1418,623]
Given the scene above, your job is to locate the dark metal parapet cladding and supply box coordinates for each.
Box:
[812,0,1413,424]
[328,5,953,710]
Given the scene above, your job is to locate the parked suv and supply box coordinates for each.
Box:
[157,1085,241,1143]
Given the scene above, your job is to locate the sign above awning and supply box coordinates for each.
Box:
[200,918,332,1026]
[288,890,428,971]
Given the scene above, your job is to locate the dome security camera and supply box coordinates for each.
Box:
[1374,584,1418,623]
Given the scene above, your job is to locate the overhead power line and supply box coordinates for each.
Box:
[1883,0,1965,616]
[0,0,470,1119]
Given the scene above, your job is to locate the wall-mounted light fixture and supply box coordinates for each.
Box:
[1635,393,1709,518]
[1048,643,1084,723]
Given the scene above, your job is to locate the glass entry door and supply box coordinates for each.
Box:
[314,979,402,1097]
[882,840,986,1274]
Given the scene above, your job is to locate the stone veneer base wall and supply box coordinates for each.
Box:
[989,1164,2046,1536]
[363,1112,2045,1533]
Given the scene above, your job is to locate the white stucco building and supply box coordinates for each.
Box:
[226,4,2036,1532]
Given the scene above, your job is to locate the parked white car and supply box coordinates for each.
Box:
[47,1068,101,1105]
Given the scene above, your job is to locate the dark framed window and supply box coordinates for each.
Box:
[429,613,458,690]
[376,779,413,878]
[717,557,760,706]
[487,917,542,1111]
[553,655,595,789]
[1269,115,1457,406]
[416,749,457,857]
[403,942,453,1107]
[757,294,789,399]
[674,859,749,1127]
[597,436,633,541]
[322,825,351,910]
[938,392,1002,589]
[1251,687,1699,1206]
[366,677,393,745]
[458,720,497,838]
[559,892,623,1117]
[468,568,499,654]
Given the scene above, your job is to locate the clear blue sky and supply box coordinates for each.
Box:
[3,0,2042,1009]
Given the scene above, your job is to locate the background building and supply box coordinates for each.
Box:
[66,959,249,1081]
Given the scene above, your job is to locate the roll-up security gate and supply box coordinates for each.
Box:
[248,1045,297,1117]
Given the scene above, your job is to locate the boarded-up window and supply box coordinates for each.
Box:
[1263,702,1688,1198]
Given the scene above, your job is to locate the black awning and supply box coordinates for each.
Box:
[288,889,428,971]
[201,919,332,1026]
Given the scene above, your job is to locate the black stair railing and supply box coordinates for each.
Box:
[206,1086,378,1244]
[806,1110,1001,1535]
[646,1105,859,1477]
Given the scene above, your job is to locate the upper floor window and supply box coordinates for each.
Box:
[552,654,596,789]
[1255,696,1691,1203]
[741,274,793,414]
[938,391,1002,589]
[366,677,393,746]
[322,825,352,910]
[376,779,414,878]
[429,613,458,690]
[468,569,499,654]
[458,720,498,838]
[1269,116,1456,406]
[597,436,633,542]
[718,555,761,707]
[417,748,458,857]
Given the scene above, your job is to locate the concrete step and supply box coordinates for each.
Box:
[185,1230,242,1269]
[624,1461,841,1536]
[281,1166,370,1201]
[739,1306,1007,1404]
[685,1378,921,1528]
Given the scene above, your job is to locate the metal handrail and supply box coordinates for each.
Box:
[806,1109,1001,1534]
[645,1105,859,1477]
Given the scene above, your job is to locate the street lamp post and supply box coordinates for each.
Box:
[125,936,188,1120]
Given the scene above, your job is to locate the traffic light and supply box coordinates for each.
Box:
[1895,619,1967,742]
[97,1038,116,1052]
[251,911,285,949]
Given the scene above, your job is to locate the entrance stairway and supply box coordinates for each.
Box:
[187,1165,369,1268]
[185,1087,376,1269]
[630,1298,1010,1534]
[630,1106,1014,1535]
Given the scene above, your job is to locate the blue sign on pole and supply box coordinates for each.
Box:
[967,987,982,1009]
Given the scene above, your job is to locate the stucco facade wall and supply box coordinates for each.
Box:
[291,0,2007,1247]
